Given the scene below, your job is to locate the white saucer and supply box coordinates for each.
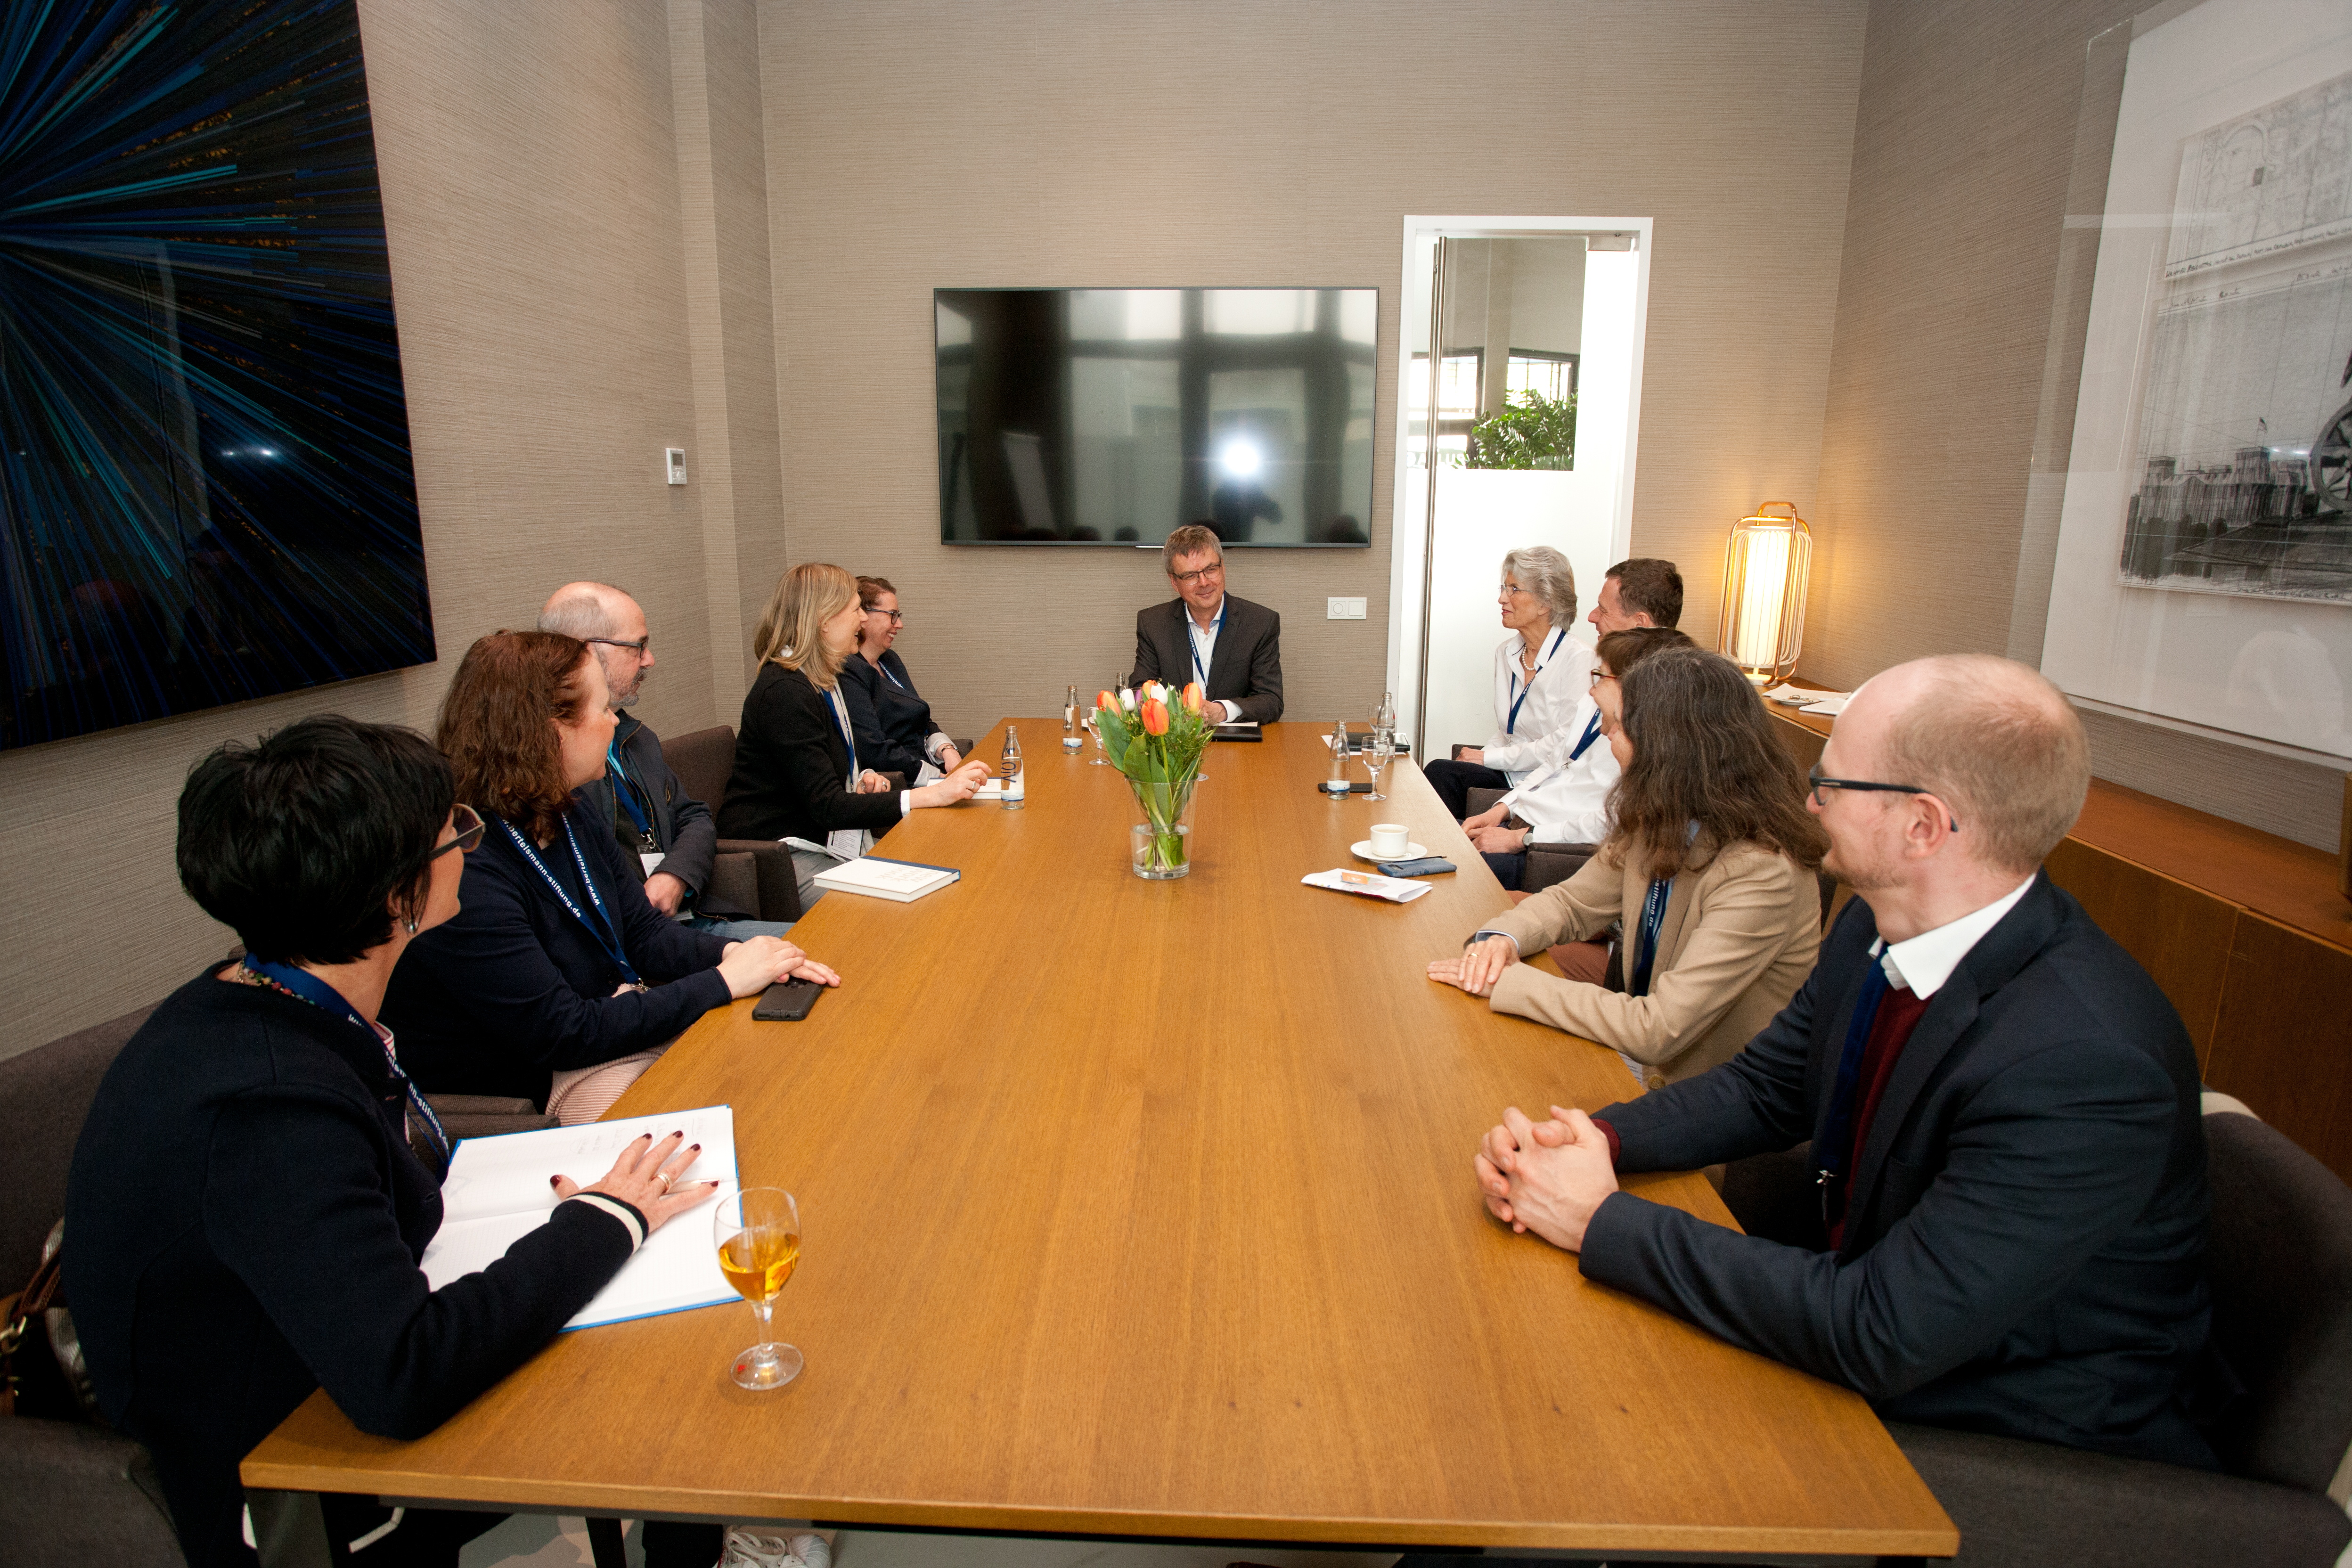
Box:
[1352,839,1427,863]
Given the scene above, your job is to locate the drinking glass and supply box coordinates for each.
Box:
[1360,728,1394,801]
[1085,683,1111,766]
[714,1187,802,1390]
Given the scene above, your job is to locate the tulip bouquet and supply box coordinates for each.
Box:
[1094,679,1213,876]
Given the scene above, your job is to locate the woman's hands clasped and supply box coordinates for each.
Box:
[718,936,841,999]
[1427,934,1519,997]
[554,1130,718,1237]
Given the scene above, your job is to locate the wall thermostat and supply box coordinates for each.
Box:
[664,448,688,485]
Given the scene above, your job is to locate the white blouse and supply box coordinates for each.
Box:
[1478,628,1596,782]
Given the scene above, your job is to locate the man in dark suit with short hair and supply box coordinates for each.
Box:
[1473,653,2214,1469]
[1130,523,1283,724]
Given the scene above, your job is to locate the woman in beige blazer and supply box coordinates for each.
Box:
[1429,644,1829,1086]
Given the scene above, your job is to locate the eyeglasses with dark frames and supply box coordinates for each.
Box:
[421,804,486,866]
[585,636,650,657]
[1806,765,1958,828]
[1169,562,1225,586]
[867,608,905,623]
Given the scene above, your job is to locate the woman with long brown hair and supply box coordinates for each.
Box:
[1429,645,1828,1086]
[718,563,988,909]
[383,630,836,1123]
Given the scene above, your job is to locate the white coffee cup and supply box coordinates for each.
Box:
[1369,823,1411,858]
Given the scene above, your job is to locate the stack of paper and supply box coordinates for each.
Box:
[1303,868,1431,904]
[813,855,959,903]
[421,1106,738,1330]
[972,771,1024,800]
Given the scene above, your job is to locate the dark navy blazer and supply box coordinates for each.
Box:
[838,647,940,779]
[381,797,732,1105]
[1584,872,2215,1466]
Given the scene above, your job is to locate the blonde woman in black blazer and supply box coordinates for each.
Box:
[717,563,988,906]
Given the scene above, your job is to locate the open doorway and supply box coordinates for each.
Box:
[1388,218,1652,758]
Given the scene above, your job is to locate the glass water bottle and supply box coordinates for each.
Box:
[1000,727,1024,808]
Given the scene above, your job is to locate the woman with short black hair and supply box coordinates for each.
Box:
[66,715,720,1568]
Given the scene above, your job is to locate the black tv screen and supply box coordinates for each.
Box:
[936,288,1376,547]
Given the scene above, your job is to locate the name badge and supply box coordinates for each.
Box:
[640,851,666,877]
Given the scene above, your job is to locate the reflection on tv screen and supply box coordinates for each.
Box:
[936,288,1376,547]
[0,1,433,751]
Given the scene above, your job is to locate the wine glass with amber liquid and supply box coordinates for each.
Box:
[714,1187,801,1390]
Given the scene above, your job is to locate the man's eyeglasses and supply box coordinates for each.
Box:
[422,804,485,866]
[586,636,649,657]
[1806,765,1958,828]
[1170,563,1225,586]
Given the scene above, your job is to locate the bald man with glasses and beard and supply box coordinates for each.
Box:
[1462,655,2216,1505]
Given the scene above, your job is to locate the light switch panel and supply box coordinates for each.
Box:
[664,448,687,485]
[1326,596,1367,620]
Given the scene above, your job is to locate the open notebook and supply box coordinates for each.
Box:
[420,1105,738,1330]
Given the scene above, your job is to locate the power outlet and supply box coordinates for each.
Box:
[1326,596,1367,620]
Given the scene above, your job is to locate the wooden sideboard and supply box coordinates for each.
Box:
[1769,708,2352,1183]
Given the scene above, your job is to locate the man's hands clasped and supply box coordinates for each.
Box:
[1475,1105,1618,1253]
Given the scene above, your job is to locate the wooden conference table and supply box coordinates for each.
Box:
[244,721,1955,1563]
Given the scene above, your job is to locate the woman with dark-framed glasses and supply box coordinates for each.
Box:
[838,574,962,783]
[66,715,724,1567]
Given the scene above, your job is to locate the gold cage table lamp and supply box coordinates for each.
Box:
[1717,501,1813,686]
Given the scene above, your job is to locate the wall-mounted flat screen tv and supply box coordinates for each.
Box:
[937,288,1376,547]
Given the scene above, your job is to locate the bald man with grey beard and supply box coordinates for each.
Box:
[539,581,797,943]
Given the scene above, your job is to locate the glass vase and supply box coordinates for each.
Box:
[1127,774,1200,879]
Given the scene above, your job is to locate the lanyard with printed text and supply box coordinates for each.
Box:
[1507,628,1568,735]
[1566,709,1603,762]
[499,817,642,986]
[606,743,654,840]
[242,957,450,1165]
[827,686,861,785]
[1629,875,1673,998]
[1186,598,1226,687]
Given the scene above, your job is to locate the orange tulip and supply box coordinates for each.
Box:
[1141,697,1170,735]
[1096,690,1118,713]
[1180,682,1205,715]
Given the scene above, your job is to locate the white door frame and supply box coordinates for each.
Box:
[1386,215,1654,746]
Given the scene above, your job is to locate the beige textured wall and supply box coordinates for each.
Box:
[1809,0,2346,848]
[756,0,1870,743]
[0,0,727,1056]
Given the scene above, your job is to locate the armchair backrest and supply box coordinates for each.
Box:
[662,724,738,817]
[0,1006,157,1286]
[2204,1104,2352,1496]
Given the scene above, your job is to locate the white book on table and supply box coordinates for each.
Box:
[420,1105,738,1331]
[812,855,960,902]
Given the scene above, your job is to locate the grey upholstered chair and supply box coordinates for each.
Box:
[1,1004,186,1566]
[661,723,803,923]
[1722,1097,2352,1567]
[1462,784,1599,894]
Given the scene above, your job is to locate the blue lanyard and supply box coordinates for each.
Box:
[1815,956,1894,1187]
[826,687,860,780]
[1567,709,1603,762]
[1506,629,1568,735]
[241,957,450,1166]
[605,743,653,838]
[499,817,642,986]
[877,657,910,692]
[1186,599,1226,686]
[1629,876,1673,997]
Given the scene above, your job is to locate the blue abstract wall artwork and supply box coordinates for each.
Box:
[0,0,432,750]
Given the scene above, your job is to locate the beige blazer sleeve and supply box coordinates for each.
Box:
[1486,847,1809,1072]
[1479,849,1625,952]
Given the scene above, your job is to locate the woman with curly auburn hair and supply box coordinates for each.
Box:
[383,631,839,1123]
[1429,646,1829,1086]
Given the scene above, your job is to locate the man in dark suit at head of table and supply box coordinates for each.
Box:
[1466,653,2217,1470]
[1130,522,1283,725]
